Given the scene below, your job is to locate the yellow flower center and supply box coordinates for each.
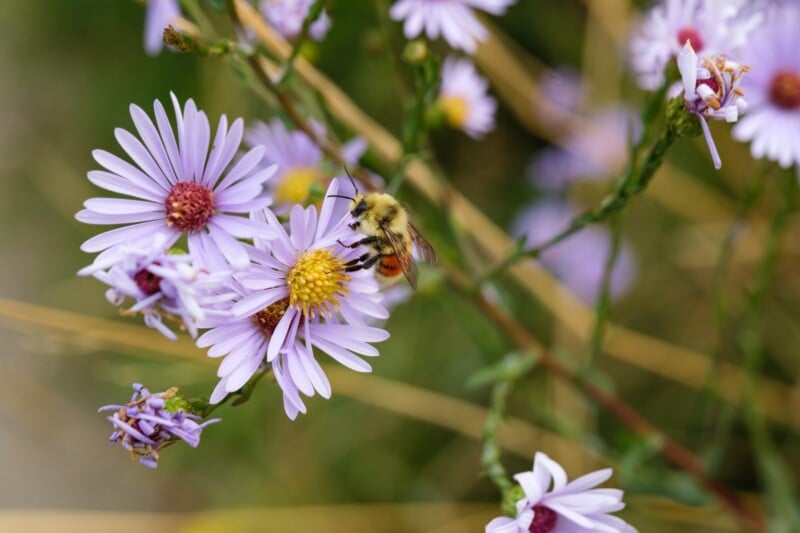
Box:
[274,167,324,205]
[440,96,469,129]
[286,248,350,319]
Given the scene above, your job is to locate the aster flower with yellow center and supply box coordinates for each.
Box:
[197,179,389,418]
[245,119,366,212]
[437,56,497,139]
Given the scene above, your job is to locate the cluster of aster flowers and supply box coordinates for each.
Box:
[78,93,391,428]
[98,383,221,468]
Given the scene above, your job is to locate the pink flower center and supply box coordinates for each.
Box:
[529,505,558,533]
[769,70,800,110]
[134,268,162,295]
[676,27,704,52]
[252,299,292,337]
[164,182,215,232]
[697,76,720,95]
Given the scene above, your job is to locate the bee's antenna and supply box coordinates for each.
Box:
[343,166,359,194]
[328,194,355,201]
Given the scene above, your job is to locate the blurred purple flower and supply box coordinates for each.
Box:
[732,3,800,168]
[78,233,233,340]
[197,179,389,419]
[630,0,761,91]
[438,56,497,139]
[486,452,636,533]
[76,93,278,271]
[677,42,749,169]
[529,108,639,191]
[512,200,636,305]
[260,0,331,41]
[245,119,366,211]
[98,383,220,468]
[390,0,516,53]
[144,0,181,56]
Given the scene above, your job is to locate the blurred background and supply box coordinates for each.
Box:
[0,1,797,531]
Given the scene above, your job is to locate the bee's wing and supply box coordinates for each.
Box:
[380,222,419,289]
[407,221,437,266]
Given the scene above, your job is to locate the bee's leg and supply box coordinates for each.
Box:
[343,252,371,267]
[343,254,382,272]
[338,236,379,248]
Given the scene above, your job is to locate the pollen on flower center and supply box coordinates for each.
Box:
[769,70,800,110]
[252,298,291,337]
[134,268,162,296]
[164,181,215,232]
[275,167,324,205]
[529,505,558,533]
[440,96,470,129]
[677,27,704,51]
[286,248,350,319]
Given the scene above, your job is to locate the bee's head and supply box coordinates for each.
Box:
[349,194,368,219]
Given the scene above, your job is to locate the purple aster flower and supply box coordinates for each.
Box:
[486,452,636,533]
[78,233,233,340]
[144,0,181,56]
[260,0,331,41]
[677,42,749,169]
[512,200,636,305]
[630,0,761,90]
[390,0,517,54]
[98,383,220,468]
[732,4,800,168]
[76,93,278,271]
[197,179,389,419]
[438,56,497,139]
[245,119,366,211]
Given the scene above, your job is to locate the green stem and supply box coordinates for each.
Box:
[478,127,676,286]
[588,214,622,365]
[481,381,513,492]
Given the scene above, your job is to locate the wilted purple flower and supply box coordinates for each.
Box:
[98,383,220,468]
[260,0,331,41]
[144,0,181,56]
[512,200,636,305]
[78,234,232,340]
[677,42,749,169]
[732,3,800,168]
[438,56,497,139]
[197,179,389,419]
[76,93,278,271]
[630,0,761,90]
[390,0,517,53]
[244,119,366,211]
[486,452,636,533]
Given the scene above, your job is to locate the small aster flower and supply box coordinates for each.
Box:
[437,56,497,139]
[486,452,636,533]
[677,42,749,169]
[78,234,232,340]
[732,4,800,168]
[197,179,389,419]
[512,200,636,305]
[260,0,331,41]
[245,119,366,211]
[144,0,181,56]
[390,0,517,53]
[630,0,761,91]
[98,383,220,468]
[76,93,278,271]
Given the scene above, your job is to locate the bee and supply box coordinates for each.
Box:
[330,174,437,289]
